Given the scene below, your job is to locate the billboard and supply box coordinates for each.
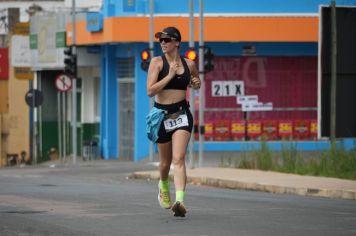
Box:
[320,6,356,138]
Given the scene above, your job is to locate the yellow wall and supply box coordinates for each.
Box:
[0,26,31,166]
[0,81,8,113]
[7,65,30,162]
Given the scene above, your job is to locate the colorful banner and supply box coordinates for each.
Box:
[278,120,293,139]
[247,121,262,139]
[204,56,317,120]
[231,120,245,140]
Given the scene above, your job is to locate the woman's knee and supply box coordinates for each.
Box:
[172,155,185,166]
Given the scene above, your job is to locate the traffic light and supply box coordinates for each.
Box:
[140,49,151,71]
[63,46,77,77]
[185,48,197,61]
[204,47,214,73]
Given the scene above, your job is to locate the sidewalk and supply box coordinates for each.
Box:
[130,167,356,201]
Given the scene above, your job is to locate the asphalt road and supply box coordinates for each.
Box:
[0,161,355,236]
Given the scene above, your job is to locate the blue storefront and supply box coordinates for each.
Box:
[67,0,356,161]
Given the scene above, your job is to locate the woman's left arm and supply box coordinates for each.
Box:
[186,59,201,90]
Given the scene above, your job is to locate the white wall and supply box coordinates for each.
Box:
[65,0,102,10]
[77,47,101,67]
[80,66,100,124]
[0,1,65,34]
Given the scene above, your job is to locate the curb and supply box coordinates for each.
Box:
[129,172,356,201]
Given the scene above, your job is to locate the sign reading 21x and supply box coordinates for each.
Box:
[211,81,244,97]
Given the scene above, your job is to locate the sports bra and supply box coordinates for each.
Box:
[157,55,190,90]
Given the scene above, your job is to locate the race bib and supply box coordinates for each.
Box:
[163,114,189,132]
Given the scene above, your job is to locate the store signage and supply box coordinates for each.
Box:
[86,12,103,32]
[124,0,136,12]
[242,45,256,56]
[242,102,273,112]
[237,95,258,105]
[0,48,9,80]
[56,32,66,48]
[14,22,30,35]
[237,94,273,112]
[14,67,33,80]
[11,35,31,67]
[38,17,57,63]
[30,34,37,49]
[211,80,244,97]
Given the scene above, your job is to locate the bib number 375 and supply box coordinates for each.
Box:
[164,114,189,132]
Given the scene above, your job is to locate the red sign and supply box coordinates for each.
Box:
[0,48,9,80]
[55,74,72,92]
[262,120,278,140]
[293,120,310,140]
[278,120,293,140]
[310,120,318,139]
[214,120,231,141]
[231,120,245,140]
[247,120,262,140]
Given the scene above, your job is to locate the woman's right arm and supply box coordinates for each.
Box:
[146,57,177,97]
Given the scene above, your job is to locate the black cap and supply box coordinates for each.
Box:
[155,26,181,42]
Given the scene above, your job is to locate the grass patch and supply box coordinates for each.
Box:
[227,141,356,180]
[254,141,274,171]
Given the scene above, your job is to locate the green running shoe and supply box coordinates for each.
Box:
[172,201,186,217]
[158,185,172,209]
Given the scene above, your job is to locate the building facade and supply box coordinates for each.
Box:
[63,0,356,161]
[0,1,65,165]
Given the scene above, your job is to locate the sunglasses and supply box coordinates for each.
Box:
[159,37,175,43]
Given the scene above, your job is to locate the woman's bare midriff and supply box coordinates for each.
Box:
[156,89,186,104]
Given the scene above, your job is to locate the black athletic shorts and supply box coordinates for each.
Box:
[154,100,193,144]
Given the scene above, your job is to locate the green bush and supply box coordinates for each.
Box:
[279,143,299,173]
[254,141,274,170]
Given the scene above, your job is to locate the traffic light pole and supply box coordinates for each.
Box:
[188,0,195,168]
[71,0,77,164]
[198,0,204,167]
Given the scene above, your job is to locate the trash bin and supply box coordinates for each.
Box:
[82,140,98,161]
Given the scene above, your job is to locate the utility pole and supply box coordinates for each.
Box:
[330,0,337,141]
[71,0,77,164]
